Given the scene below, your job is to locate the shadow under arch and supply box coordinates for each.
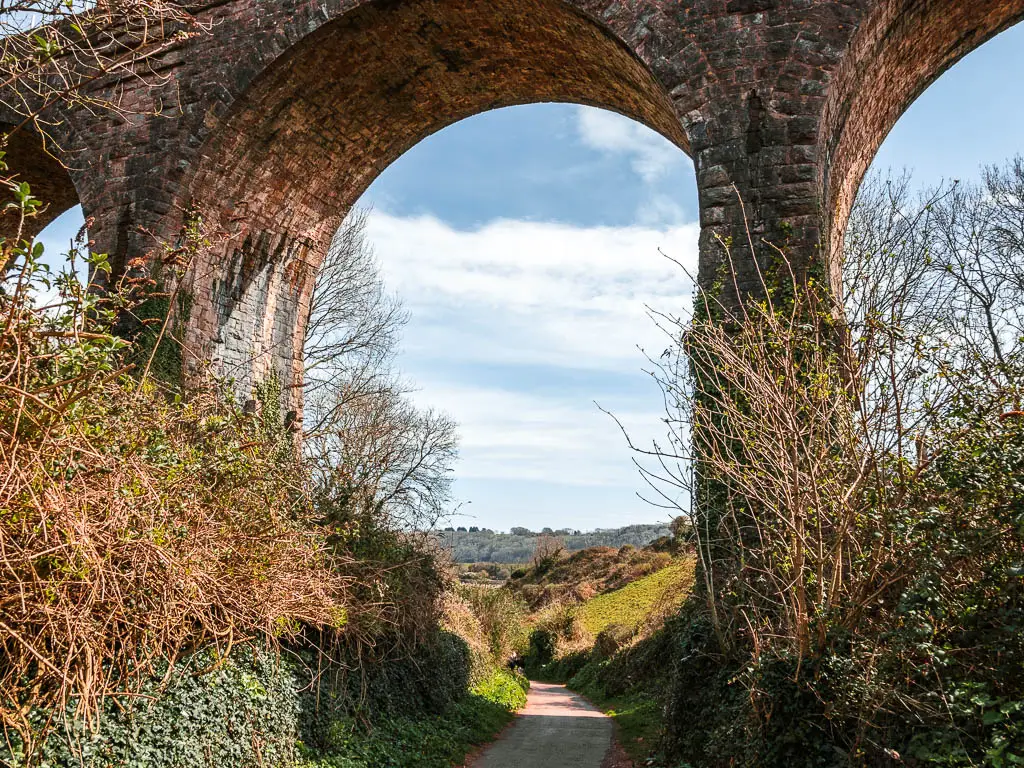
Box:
[822,0,1024,269]
[0,123,79,241]
[180,0,689,402]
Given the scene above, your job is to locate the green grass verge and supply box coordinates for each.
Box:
[298,669,528,768]
[600,693,662,763]
[573,682,663,764]
[576,561,694,636]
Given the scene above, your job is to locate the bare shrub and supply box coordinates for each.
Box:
[303,210,459,532]
[0,209,355,755]
[530,534,565,573]
[627,170,1024,760]
[440,592,491,684]
[532,601,590,652]
[624,169,1024,662]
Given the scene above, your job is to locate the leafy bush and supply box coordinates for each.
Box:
[472,668,529,711]
[8,626,524,768]
[298,629,473,749]
[525,628,557,672]
[593,623,633,660]
[2,647,302,768]
[298,668,526,768]
[534,650,591,683]
[460,586,529,662]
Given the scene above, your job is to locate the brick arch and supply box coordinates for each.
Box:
[821,0,1024,274]
[30,0,1011,408]
[179,0,689,404]
[0,123,79,241]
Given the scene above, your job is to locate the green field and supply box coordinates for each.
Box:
[575,560,694,636]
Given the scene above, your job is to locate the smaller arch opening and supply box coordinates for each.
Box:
[843,17,1024,389]
[0,124,79,241]
[821,0,1024,259]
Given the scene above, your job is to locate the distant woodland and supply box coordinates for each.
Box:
[437,523,672,563]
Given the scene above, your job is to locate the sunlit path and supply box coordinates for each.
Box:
[469,682,613,768]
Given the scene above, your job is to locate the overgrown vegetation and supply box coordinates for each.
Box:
[0,182,353,750]
[621,166,1024,767]
[0,193,526,766]
[0,11,524,754]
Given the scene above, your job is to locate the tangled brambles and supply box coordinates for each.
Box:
[0,206,359,758]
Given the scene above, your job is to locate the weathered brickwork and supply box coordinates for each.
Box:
[6,0,1024,415]
[822,0,1024,272]
[0,124,79,240]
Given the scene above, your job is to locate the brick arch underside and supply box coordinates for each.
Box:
[0,123,79,240]
[181,0,687,403]
[821,0,1024,267]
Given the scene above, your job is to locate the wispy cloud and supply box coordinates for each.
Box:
[576,108,686,185]
[365,211,698,370]
[575,107,693,227]
[365,211,698,492]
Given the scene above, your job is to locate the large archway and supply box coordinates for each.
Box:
[178,0,687,406]
[345,102,698,531]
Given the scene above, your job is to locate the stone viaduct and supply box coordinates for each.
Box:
[5,0,1024,418]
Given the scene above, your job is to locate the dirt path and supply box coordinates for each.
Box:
[468,681,615,768]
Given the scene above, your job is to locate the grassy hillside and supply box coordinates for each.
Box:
[509,543,679,611]
[576,561,694,636]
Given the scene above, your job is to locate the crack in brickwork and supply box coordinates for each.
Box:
[4,0,1023,414]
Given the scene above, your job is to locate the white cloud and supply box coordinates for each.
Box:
[365,211,698,371]
[407,382,666,488]
[636,194,689,227]
[576,107,686,185]
[365,211,699,489]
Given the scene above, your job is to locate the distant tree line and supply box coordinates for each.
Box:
[437,523,672,563]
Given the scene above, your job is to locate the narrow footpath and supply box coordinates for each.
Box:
[469,682,615,768]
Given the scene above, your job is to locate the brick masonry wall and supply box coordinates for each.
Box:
[6,0,1024,415]
[0,123,79,241]
[822,0,1024,274]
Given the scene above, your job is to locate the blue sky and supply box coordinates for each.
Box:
[37,22,1024,533]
